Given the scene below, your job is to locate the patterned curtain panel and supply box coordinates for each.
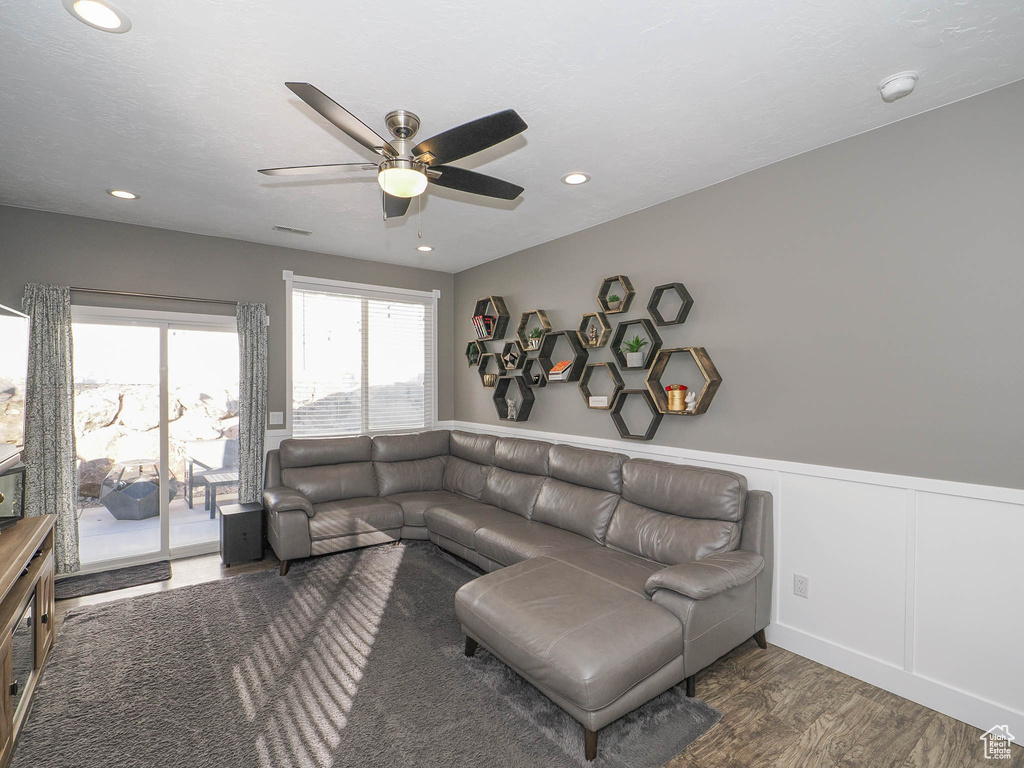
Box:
[236,302,268,504]
[22,284,80,574]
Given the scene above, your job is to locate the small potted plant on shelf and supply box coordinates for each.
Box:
[606,293,621,310]
[527,327,543,350]
[622,334,649,367]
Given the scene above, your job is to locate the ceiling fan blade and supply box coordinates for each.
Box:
[412,109,527,165]
[258,163,377,176]
[429,166,523,200]
[285,82,398,159]
[383,191,412,220]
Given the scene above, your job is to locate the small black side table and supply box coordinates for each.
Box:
[219,502,264,567]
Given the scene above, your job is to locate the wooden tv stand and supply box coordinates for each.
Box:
[0,516,55,768]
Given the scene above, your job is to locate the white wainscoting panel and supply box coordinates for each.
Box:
[914,492,1024,714]
[446,419,1024,735]
[776,474,907,667]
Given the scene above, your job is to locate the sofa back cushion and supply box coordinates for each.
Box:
[279,436,372,468]
[281,463,379,504]
[605,460,747,565]
[532,478,620,543]
[442,457,491,500]
[375,456,447,497]
[621,459,746,521]
[494,437,550,475]
[481,467,545,518]
[372,430,450,462]
[450,431,496,465]
[548,444,627,493]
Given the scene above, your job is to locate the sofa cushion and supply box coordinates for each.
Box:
[481,467,545,519]
[442,456,491,500]
[423,499,515,549]
[450,431,496,465]
[622,459,746,522]
[279,436,371,468]
[385,489,464,527]
[371,430,450,462]
[455,556,683,712]
[546,546,662,599]
[531,478,620,543]
[494,437,550,475]
[473,517,599,566]
[281,462,379,504]
[605,499,740,566]
[308,497,403,540]
[374,456,446,496]
[549,444,627,494]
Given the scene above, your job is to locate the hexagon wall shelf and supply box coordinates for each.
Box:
[610,389,663,441]
[578,362,624,410]
[500,340,526,371]
[610,318,663,370]
[493,376,535,422]
[473,295,510,341]
[477,352,502,388]
[645,346,722,415]
[538,330,589,383]
[522,357,547,388]
[647,282,694,326]
[516,309,552,351]
[577,311,611,349]
[597,275,635,314]
[465,340,485,368]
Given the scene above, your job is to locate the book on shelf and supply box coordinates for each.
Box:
[548,360,572,381]
[472,314,497,339]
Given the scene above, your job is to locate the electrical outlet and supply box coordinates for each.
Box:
[793,573,810,599]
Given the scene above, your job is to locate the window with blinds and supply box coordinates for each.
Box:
[291,280,436,436]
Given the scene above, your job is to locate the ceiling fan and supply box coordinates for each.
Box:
[259,83,528,220]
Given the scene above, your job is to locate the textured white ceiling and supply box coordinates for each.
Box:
[2,0,1024,273]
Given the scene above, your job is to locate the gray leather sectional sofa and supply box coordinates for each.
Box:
[263,429,773,761]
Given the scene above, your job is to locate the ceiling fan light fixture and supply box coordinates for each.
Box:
[378,160,428,198]
[562,172,590,185]
[63,0,131,32]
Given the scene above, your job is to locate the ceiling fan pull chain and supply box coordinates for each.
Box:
[418,194,423,238]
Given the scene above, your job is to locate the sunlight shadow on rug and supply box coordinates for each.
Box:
[230,548,405,768]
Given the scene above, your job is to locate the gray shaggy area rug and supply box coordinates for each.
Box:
[55,560,171,600]
[16,542,720,768]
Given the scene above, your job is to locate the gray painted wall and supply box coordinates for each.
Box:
[453,80,1024,489]
[0,206,455,427]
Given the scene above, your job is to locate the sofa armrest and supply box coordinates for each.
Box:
[645,551,764,600]
[263,486,315,518]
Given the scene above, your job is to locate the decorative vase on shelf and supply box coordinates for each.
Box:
[666,385,687,412]
[625,351,644,367]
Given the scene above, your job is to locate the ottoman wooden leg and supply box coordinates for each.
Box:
[754,628,767,649]
[465,636,478,657]
[584,728,598,761]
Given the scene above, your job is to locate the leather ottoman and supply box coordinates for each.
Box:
[454,555,686,759]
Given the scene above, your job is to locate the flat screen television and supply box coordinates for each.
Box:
[0,303,30,476]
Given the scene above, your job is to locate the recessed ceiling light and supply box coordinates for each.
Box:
[878,71,919,103]
[417,245,434,252]
[562,172,590,185]
[107,189,138,200]
[63,0,132,33]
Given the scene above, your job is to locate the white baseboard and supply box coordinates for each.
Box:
[766,623,1023,735]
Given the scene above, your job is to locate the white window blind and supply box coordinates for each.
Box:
[291,280,436,436]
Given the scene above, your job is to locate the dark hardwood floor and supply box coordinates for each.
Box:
[669,639,1023,768]
[56,552,1020,767]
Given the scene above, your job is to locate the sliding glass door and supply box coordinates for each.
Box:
[72,308,238,570]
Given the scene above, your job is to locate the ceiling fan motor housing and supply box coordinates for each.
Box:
[385,110,421,141]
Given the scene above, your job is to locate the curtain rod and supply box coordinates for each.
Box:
[70,286,238,307]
